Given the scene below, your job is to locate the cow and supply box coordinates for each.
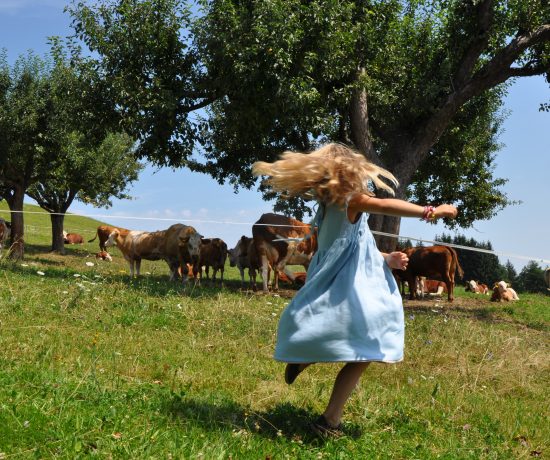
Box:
[278,270,307,286]
[252,213,317,292]
[415,277,448,298]
[105,224,202,282]
[545,268,550,291]
[491,280,519,301]
[63,231,84,244]
[89,225,130,252]
[465,279,489,294]
[0,218,10,256]
[396,245,464,302]
[195,238,228,285]
[95,251,113,262]
[228,235,262,290]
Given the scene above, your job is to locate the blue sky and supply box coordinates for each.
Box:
[1,0,549,270]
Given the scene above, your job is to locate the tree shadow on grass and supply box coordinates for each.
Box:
[163,395,362,444]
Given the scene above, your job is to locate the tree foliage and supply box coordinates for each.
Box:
[0,51,58,257]
[67,0,210,167]
[67,0,550,245]
[0,43,141,255]
[515,261,547,293]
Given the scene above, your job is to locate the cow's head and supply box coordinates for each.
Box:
[228,235,248,266]
[180,229,202,262]
[466,280,478,291]
[497,280,508,293]
[105,229,120,247]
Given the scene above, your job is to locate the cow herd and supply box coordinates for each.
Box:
[1,212,548,298]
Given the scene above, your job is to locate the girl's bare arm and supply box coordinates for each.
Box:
[348,194,457,223]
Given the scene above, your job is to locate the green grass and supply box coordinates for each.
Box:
[0,203,548,458]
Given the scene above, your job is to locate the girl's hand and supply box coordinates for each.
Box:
[384,251,409,270]
[434,204,458,220]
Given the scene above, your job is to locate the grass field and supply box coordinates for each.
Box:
[0,204,548,459]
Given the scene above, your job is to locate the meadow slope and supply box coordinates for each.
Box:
[0,204,548,459]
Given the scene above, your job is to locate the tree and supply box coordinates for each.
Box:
[515,261,546,293]
[27,132,142,253]
[68,1,550,250]
[0,42,128,258]
[504,260,517,285]
[0,51,57,259]
[24,43,142,254]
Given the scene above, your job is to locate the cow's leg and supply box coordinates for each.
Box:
[238,266,246,287]
[444,276,453,301]
[249,267,257,291]
[128,260,134,278]
[135,259,142,277]
[407,276,418,300]
[182,263,190,285]
[261,255,270,292]
[168,261,179,282]
[283,266,297,281]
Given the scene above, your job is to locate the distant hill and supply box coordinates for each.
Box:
[0,200,110,248]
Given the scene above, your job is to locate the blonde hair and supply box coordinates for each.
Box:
[252,143,398,205]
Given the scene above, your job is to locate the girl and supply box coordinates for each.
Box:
[253,143,457,437]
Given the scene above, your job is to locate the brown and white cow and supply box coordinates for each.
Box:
[252,213,317,292]
[89,225,130,252]
[465,280,490,294]
[490,280,519,301]
[195,238,228,285]
[105,224,202,282]
[396,245,464,302]
[545,268,550,291]
[228,236,262,290]
[95,251,113,262]
[63,231,84,244]
[0,218,10,257]
[415,277,448,298]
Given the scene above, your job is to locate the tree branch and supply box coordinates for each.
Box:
[468,24,550,91]
[181,97,217,112]
[454,0,494,88]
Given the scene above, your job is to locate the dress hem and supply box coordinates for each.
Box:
[274,357,403,364]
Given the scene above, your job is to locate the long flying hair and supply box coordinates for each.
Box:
[252,143,398,205]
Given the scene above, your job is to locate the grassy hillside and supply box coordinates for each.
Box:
[0,202,548,459]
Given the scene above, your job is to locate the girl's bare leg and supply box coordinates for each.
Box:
[322,362,370,427]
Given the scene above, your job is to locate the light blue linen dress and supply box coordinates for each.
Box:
[274,203,404,363]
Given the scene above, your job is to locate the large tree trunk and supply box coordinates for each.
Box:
[369,213,403,253]
[6,186,25,260]
[50,213,66,254]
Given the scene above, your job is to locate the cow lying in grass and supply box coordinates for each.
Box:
[465,280,489,294]
[490,281,519,301]
[63,231,84,244]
